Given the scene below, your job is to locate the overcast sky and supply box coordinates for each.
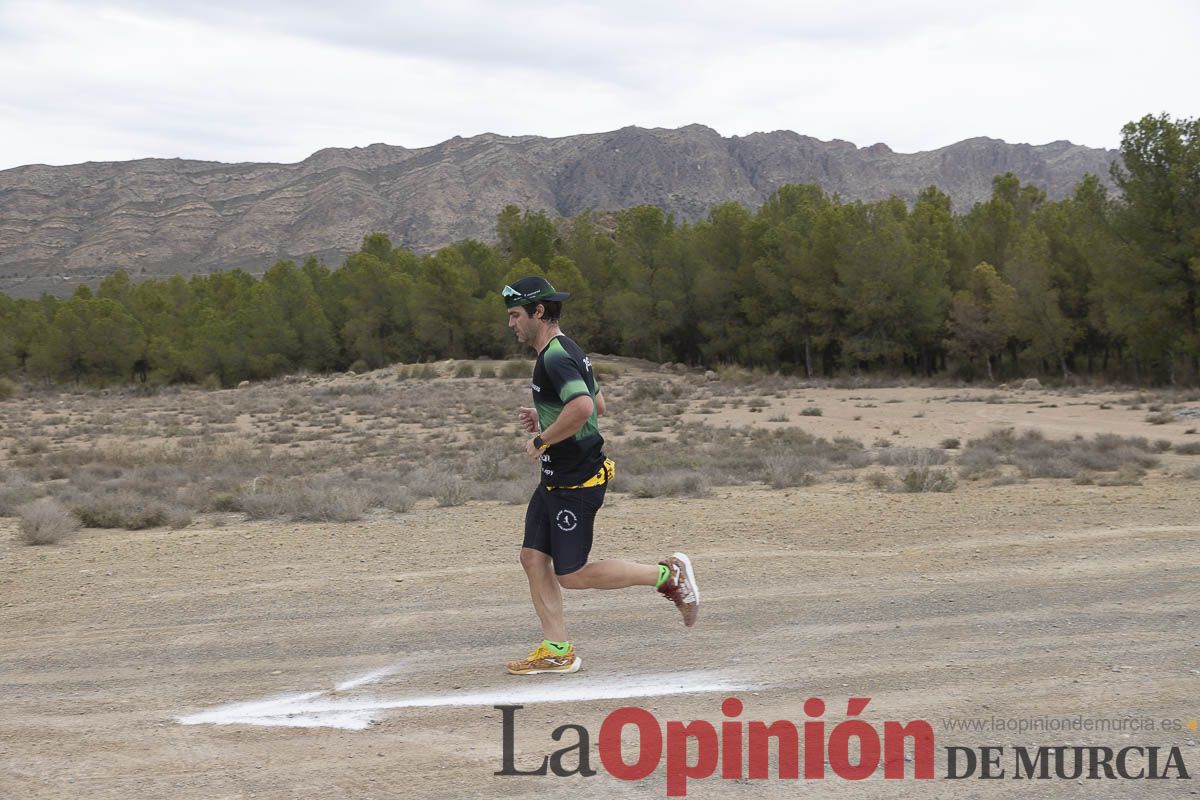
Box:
[0,0,1196,170]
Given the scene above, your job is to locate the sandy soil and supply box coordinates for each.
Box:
[3,383,1199,799]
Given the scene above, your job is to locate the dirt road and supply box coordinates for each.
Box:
[3,470,1197,798]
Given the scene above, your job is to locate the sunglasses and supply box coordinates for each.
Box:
[503,284,541,302]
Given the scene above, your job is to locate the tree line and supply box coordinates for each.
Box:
[1,113,1196,387]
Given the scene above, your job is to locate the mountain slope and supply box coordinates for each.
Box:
[0,125,1116,296]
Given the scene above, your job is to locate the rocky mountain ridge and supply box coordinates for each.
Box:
[0,124,1117,297]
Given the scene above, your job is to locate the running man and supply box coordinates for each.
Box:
[502,276,699,675]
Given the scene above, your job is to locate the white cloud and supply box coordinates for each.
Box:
[0,0,1196,169]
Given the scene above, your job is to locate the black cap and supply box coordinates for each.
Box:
[501,276,571,308]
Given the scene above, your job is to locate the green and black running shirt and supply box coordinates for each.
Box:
[532,335,605,486]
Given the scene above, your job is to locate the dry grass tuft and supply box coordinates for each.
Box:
[238,477,371,522]
[499,360,529,379]
[865,471,893,490]
[624,469,710,498]
[434,479,470,507]
[877,448,949,467]
[762,452,820,488]
[0,479,40,516]
[70,490,172,530]
[957,428,1159,482]
[899,465,958,493]
[18,497,80,544]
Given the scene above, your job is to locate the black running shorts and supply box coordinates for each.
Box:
[522,483,607,575]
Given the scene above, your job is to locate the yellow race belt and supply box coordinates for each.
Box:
[546,458,616,490]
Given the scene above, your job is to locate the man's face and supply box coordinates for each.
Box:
[507,305,540,345]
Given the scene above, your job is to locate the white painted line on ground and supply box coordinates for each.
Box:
[334,664,405,692]
[178,669,757,730]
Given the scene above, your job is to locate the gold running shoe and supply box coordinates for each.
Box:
[658,552,700,627]
[506,643,582,675]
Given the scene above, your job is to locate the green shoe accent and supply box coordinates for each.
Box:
[543,639,571,656]
[655,564,670,589]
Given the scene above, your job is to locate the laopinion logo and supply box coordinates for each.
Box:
[494,697,1193,796]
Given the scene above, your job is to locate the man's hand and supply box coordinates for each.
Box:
[518,407,539,433]
[524,437,542,461]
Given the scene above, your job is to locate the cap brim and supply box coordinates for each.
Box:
[546,291,570,302]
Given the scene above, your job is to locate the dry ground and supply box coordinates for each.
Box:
[2,363,1199,799]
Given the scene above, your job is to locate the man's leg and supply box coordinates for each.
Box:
[547,483,658,589]
[508,490,581,675]
[556,559,658,589]
[546,484,699,625]
[519,546,567,641]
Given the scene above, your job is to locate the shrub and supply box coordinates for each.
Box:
[968,428,1017,455]
[18,498,79,545]
[0,480,40,516]
[1175,441,1200,455]
[0,377,17,400]
[594,363,621,379]
[454,363,476,378]
[1145,412,1175,425]
[238,478,369,522]
[477,478,532,505]
[625,469,710,498]
[435,478,470,507]
[877,448,948,467]
[865,471,893,490]
[630,380,681,402]
[958,428,1159,482]
[72,491,171,530]
[715,364,761,384]
[1097,464,1144,486]
[990,475,1025,487]
[940,438,961,450]
[899,466,957,493]
[799,407,823,416]
[477,365,497,379]
[378,485,416,513]
[500,361,529,379]
[762,452,820,488]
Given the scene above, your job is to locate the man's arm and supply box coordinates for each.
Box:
[595,390,606,416]
[525,395,594,459]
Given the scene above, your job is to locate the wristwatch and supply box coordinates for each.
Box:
[533,435,550,451]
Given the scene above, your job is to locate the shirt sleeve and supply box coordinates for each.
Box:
[545,348,593,405]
